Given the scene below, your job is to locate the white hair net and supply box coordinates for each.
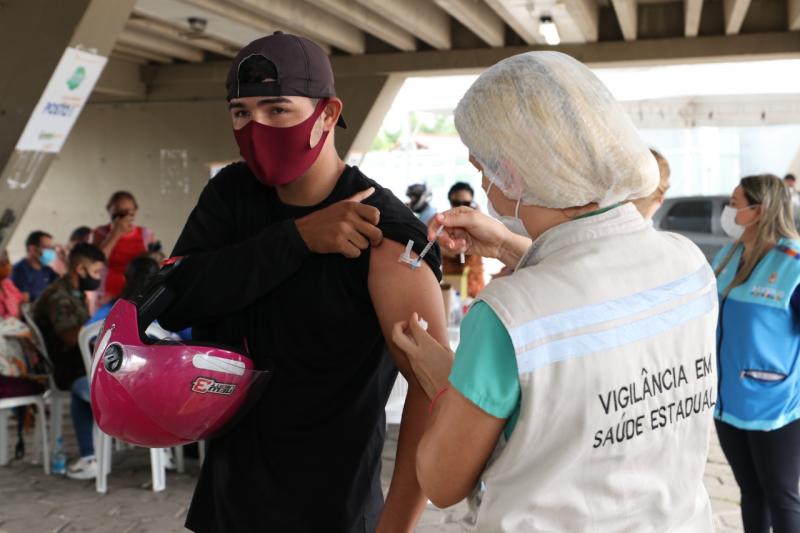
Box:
[454,51,659,208]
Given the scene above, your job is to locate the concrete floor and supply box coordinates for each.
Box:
[0,415,743,532]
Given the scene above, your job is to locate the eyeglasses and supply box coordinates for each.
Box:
[449,200,475,208]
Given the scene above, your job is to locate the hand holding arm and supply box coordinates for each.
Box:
[393,307,508,508]
[160,185,384,330]
[391,313,453,399]
[295,187,383,258]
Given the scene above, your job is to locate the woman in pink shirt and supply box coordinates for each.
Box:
[0,250,24,319]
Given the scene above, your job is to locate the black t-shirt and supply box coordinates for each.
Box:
[160,163,441,533]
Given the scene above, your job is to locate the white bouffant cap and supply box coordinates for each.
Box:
[454,51,659,208]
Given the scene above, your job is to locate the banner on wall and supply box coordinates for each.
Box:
[15,47,107,153]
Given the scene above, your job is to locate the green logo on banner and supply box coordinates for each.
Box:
[66,66,86,90]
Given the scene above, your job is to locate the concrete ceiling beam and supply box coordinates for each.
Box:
[433,0,505,47]
[111,51,148,65]
[115,43,174,64]
[177,0,331,53]
[142,32,800,102]
[562,0,600,42]
[224,0,365,54]
[128,14,237,57]
[723,0,752,35]
[790,0,800,30]
[483,0,541,44]
[305,0,416,52]
[684,0,704,37]
[117,28,204,62]
[354,0,452,50]
[611,0,638,41]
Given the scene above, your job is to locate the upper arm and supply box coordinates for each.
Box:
[368,239,448,378]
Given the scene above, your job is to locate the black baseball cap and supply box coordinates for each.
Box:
[226,31,346,128]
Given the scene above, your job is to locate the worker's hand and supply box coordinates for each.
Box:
[295,187,383,258]
[430,208,522,262]
[392,312,454,399]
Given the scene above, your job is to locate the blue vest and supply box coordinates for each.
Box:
[712,238,800,430]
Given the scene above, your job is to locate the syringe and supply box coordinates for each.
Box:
[414,225,445,268]
[399,225,445,270]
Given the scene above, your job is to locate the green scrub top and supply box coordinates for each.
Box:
[449,301,521,439]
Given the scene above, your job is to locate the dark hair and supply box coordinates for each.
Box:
[106,191,138,212]
[69,226,92,243]
[448,182,474,199]
[25,230,52,249]
[785,174,797,182]
[68,243,105,268]
[121,256,159,300]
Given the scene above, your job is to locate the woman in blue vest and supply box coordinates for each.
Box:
[713,174,800,533]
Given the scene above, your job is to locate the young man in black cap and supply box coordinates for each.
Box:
[160,32,448,532]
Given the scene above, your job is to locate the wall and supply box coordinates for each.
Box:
[7,100,239,261]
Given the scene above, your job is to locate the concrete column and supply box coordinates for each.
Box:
[0,0,136,250]
[333,73,406,163]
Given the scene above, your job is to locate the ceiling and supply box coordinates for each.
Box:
[114,0,800,65]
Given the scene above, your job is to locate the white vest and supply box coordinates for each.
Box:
[468,204,718,532]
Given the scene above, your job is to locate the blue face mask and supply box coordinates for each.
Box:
[39,248,56,266]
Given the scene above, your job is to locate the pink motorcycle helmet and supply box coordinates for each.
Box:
[90,259,270,448]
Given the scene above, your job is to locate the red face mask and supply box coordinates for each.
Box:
[233,99,330,187]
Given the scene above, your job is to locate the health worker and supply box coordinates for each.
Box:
[392,51,720,532]
[713,174,800,533]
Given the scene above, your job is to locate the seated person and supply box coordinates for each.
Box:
[12,230,58,302]
[33,243,105,480]
[442,182,485,297]
[0,250,24,319]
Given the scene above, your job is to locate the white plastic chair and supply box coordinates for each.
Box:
[0,394,50,474]
[20,304,71,455]
[78,320,184,493]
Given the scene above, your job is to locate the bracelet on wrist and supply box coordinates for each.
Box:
[428,385,450,416]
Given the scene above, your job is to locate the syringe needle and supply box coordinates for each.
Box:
[414,225,445,267]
